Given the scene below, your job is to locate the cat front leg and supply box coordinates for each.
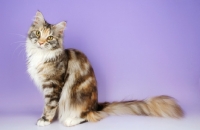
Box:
[37,83,61,127]
[37,105,58,126]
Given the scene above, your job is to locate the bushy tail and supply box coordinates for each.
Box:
[86,95,184,122]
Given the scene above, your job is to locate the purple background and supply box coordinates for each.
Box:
[1,0,200,115]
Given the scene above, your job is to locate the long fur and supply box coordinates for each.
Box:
[26,11,184,127]
[85,95,183,122]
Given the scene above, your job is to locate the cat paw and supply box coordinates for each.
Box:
[37,118,51,127]
[63,118,86,127]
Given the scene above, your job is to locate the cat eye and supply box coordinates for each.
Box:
[36,31,40,37]
[47,36,53,41]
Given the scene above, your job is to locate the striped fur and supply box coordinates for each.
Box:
[26,11,184,127]
[85,95,183,122]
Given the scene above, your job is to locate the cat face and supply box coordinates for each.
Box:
[28,11,66,50]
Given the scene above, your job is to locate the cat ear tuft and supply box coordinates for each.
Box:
[54,21,67,35]
[33,11,45,26]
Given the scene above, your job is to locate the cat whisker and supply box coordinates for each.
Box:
[13,42,26,55]
[10,41,26,45]
[18,47,26,57]
[8,33,27,40]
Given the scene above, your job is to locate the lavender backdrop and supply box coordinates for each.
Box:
[1,0,200,115]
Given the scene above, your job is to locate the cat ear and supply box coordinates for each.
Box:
[33,11,45,26]
[53,21,67,35]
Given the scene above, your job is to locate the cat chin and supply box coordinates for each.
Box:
[36,45,43,49]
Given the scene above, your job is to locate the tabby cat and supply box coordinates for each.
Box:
[26,11,183,127]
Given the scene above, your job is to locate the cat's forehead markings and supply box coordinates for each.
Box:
[39,27,51,37]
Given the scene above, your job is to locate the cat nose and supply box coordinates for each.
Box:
[38,41,45,45]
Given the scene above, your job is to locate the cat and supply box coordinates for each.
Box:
[26,11,184,127]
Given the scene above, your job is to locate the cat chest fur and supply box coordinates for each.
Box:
[27,48,66,90]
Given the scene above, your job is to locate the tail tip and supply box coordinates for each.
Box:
[147,95,184,118]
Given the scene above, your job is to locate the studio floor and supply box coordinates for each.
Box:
[1,105,200,130]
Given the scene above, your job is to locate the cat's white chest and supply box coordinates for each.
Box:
[26,39,63,90]
[27,51,45,90]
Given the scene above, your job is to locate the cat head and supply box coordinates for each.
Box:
[27,11,66,50]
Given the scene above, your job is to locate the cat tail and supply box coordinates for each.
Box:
[86,95,184,122]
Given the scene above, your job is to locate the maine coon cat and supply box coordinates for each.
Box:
[26,11,184,127]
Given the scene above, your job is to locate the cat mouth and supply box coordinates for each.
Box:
[36,44,43,49]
